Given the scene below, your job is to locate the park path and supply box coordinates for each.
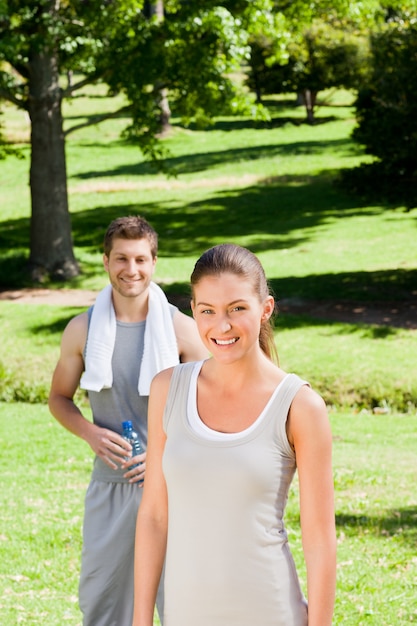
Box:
[1,288,416,329]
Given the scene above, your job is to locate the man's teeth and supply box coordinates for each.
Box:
[215,338,237,345]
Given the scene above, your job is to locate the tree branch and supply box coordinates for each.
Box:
[0,87,27,110]
[64,104,132,136]
[62,74,101,98]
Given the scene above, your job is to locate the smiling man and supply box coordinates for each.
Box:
[48,215,208,626]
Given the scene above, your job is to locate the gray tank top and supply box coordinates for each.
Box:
[86,304,177,482]
[162,361,309,626]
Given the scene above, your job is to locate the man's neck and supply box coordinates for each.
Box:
[112,289,149,323]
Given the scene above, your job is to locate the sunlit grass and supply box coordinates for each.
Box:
[1,86,417,410]
[1,404,416,625]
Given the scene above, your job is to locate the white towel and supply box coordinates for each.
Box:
[80,282,179,395]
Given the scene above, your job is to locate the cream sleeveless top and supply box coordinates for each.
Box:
[162,361,309,626]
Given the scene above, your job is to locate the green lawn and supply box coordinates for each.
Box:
[0,403,415,625]
[1,87,417,410]
[0,85,416,624]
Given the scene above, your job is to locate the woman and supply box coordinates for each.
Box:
[133,244,336,626]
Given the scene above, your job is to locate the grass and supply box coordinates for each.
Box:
[0,403,416,625]
[1,84,417,623]
[1,299,416,411]
[292,410,417,625]
[1,85,417,410]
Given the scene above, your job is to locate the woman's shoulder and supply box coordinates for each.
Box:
[152,361,200,391]
[152,365,176,389]
[287,384,329,445]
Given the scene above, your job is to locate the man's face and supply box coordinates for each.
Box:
[103,237,157,298]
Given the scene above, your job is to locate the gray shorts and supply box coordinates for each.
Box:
[79,480,164,626]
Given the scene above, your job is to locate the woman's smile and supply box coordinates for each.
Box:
[212,337,239,346]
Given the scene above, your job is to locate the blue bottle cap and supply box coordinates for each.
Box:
[122,420,133,429]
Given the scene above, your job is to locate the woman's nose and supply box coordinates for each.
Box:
[219,316,232,332]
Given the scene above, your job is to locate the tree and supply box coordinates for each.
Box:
[345,17,417,206]
[246,0,383,122]
[280,23,369,124]
[0,0,255,282]
[146,0,171,135]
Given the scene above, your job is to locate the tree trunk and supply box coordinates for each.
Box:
[148,0,171,136]
[302,89,317,125]
[27,49,79,281]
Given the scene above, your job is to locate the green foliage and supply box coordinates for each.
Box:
[0,0,259,150]
[248,21,369,102]
[0,0,270,280]
[344,21,417,207]
[0,362,49,403]
[100,3,253,148]
[274,0,385,29]
[291,23,370,93]
[245,0,379,119]
[353,22,417,167]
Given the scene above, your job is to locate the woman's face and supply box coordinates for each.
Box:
[191,272,274,363]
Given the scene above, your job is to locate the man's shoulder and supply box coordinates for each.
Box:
[65,310,89,337]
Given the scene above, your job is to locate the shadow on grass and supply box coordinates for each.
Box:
[274,312,400,338]
[0,174,365,261]
[67,177,405,259]
[336,506,417,547]
[74,136,360,179]
[1,174,417,304]
[31,309,89,336]
[179,114,339,133]
[29,271,416,340]
[270,269,417,306]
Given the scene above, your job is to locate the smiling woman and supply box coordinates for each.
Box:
[133,243,337,626]
[191,271,274,361]
[190,243,277,363]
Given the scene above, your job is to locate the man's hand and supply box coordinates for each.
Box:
[86,425,132,469]
[122,452,146,485]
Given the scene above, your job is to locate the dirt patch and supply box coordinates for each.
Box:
[1,289,416,329]
[0,288,98,307]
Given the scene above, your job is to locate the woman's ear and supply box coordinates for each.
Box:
[262,295,275,322]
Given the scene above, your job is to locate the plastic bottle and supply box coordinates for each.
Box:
[122,420,145,483]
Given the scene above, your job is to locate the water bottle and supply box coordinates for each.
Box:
[122,420,145,483]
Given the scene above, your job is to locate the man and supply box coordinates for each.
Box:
[48,215,208,626]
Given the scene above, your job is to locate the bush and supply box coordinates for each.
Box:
[346,21,417,207]
[0,362,49,403]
